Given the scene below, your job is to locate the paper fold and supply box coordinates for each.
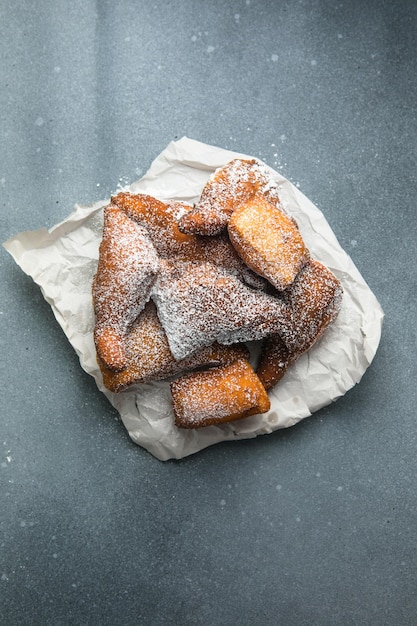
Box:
[3,137,384,460]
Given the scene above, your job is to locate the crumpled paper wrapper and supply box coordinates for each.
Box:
[3,137,383,461]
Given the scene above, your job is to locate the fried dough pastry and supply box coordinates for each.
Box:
[257,259,343,389]
[171,358,271,429]
[228,194,310,291]
[93,161,344,434]
[98,301,250,392]
[111,191,265,289]
[177,158,283,236]
[151,259,295,361]
[111,192,196,258]
[284,259,343,353]
[92,205,159,372]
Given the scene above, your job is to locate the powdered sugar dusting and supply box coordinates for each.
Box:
[151,259,294,360]
[283,259,343,352]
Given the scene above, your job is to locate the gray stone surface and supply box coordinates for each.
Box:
[1,0,416,624]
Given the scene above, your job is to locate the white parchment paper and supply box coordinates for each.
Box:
[3,137,384,460]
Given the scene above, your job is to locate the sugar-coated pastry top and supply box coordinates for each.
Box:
[282,258,343,353]
[171,358,271,429]
[150,259,294,361]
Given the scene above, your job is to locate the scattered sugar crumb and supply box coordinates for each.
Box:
[311,59,317,66]
[35,117,44,127]
[2,451,12,467]
[207,45,215,53]
[271,54,279,62]
[220,499,226,506]
[117,175,131,191]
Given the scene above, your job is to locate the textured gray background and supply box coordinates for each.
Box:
[1,1,416,624]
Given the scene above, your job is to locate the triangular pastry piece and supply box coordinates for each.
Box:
[151,259,295,360]
[92,205,159,372]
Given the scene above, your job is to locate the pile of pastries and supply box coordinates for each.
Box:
[92,159,343,429]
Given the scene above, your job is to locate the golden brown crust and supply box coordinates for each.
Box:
[111,192,197,258]
[228,194,310,291]
[171,359,271,429]
[177,159,282,236]
[111,191,265,289]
